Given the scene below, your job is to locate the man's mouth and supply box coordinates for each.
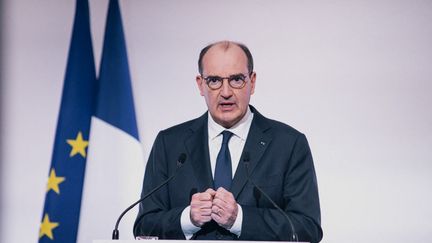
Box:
[219,102,235,110]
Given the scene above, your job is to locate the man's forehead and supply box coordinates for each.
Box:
[202,43,248,74]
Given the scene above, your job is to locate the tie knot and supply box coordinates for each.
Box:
[221,131,233,145]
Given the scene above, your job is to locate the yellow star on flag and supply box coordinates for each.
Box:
[66,131,89,158]
[46,168,65,194]
[39,214,59,240]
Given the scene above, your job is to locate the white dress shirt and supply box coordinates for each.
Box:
[180,107,254,239]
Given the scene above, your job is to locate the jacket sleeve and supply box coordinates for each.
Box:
[239,134,323,243]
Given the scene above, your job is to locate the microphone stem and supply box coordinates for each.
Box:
[112,169,178,239]
[112,153,186,240]
[245,162,298,242]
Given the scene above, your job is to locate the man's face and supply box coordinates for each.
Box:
[196,44,256,128]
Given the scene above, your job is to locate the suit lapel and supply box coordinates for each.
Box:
[184,113,214,192]
[231,107,272,199]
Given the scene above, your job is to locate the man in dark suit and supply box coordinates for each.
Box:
[134,41,323,243]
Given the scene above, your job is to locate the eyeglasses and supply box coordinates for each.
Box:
[202,73,249,90]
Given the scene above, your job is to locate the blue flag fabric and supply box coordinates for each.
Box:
[96,0,139,140]
[38,0,96,242]
[75,1,142,241]
[40,0,140,242]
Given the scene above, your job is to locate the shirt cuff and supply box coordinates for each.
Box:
[180,205,201,240]
[229,203,243,237]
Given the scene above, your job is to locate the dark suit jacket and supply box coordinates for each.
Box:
[134,106,323,243]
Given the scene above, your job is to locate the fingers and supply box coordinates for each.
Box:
[198,191,213,201]
[190,188,239,229]
[213,188,235,207]
[211,188,238,229]
[205,188,217,197]
[190,191,215,227]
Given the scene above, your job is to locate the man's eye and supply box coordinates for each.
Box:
[207,77,222,83]
[230,75,245,82]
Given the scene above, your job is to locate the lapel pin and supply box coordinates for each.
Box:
[260,141,266,146]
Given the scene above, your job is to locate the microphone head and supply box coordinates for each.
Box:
[242,151,250,162]
[243,151,250,170]
[177,153,187,167]
[243,151,251,176]
[253,186,262,201]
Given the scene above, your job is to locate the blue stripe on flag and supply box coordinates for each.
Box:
[96,0,139,140]
[39,0,96,242]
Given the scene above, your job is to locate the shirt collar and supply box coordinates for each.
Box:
[208,107,254,141]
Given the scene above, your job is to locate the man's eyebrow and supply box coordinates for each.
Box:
[205,75,221,77]
[204,73,245,78]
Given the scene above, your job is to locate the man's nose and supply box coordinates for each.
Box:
[220,79,233,98]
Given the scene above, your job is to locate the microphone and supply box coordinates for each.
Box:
[242,152,298,242]
[112,153,187,240]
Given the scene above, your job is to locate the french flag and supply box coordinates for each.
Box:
[77,0,143,241]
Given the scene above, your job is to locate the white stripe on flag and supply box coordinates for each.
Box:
[77,117,144,242]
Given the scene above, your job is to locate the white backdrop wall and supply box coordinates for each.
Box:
[1,0,432,242]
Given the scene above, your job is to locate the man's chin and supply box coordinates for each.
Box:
[215,114,241,128]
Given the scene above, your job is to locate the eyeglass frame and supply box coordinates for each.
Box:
[200,72,253,90]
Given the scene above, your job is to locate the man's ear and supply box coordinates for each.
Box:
[249,72,256,95]
[196,75,205,96]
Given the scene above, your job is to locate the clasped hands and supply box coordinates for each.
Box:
[190,187,238,230]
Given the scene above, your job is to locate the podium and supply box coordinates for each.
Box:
[94,240,309,243]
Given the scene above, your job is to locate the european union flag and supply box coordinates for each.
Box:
[40,0,143,242]
[38,0,96,242]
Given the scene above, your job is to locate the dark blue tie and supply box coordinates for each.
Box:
[214,131,234,190]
